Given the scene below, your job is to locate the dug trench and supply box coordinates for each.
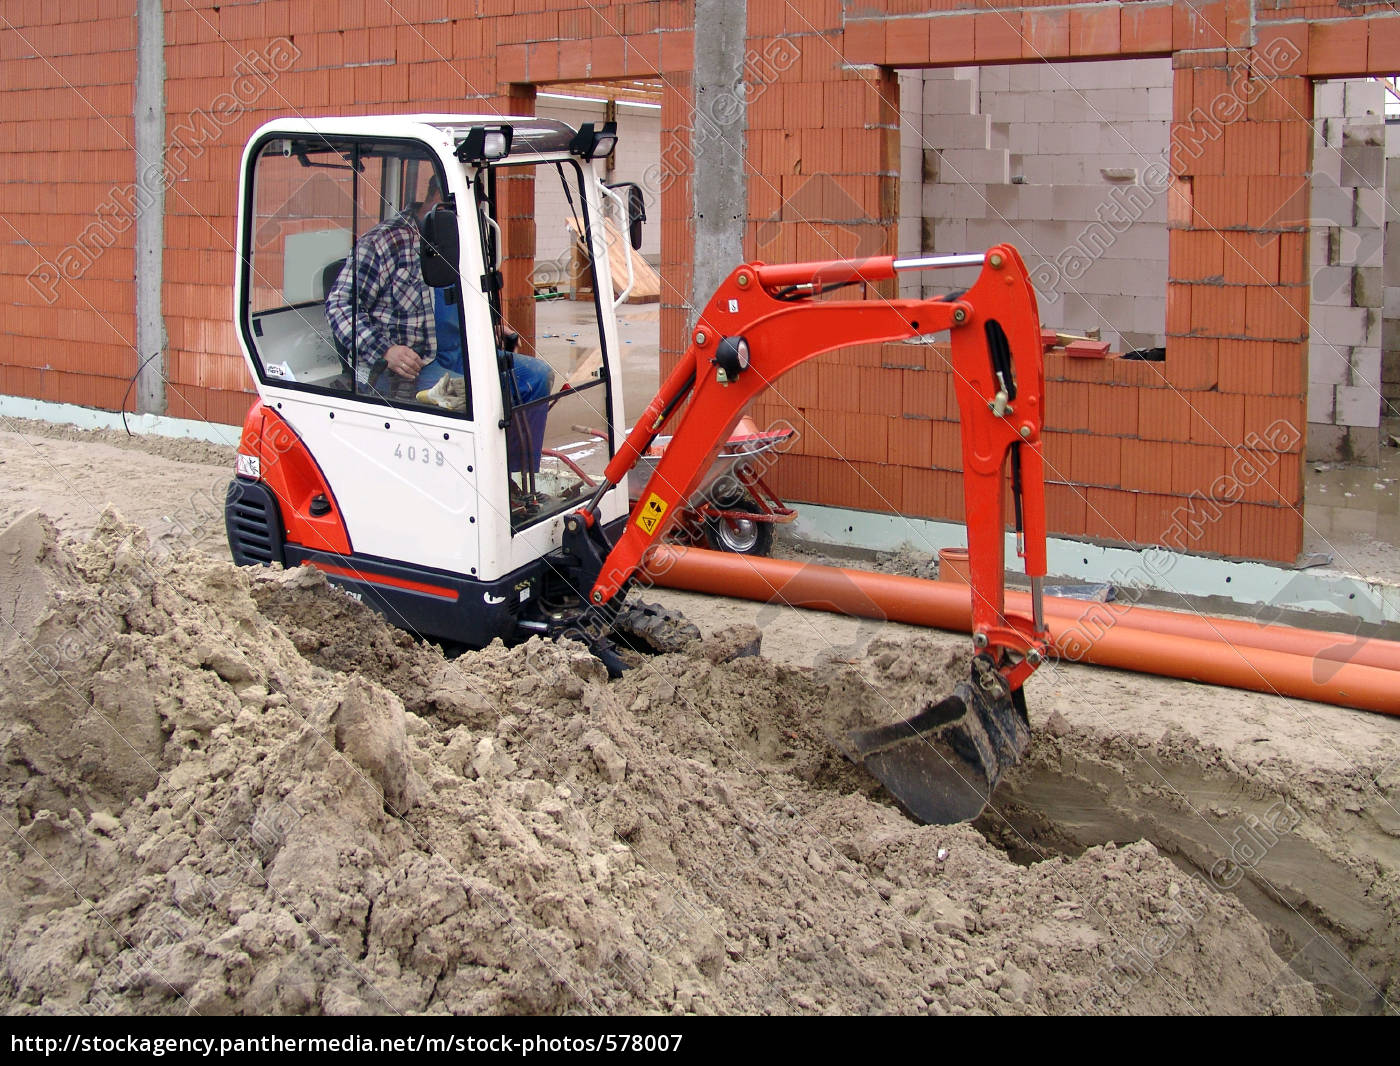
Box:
[978,699,1400,1015]
[0,510,1391,1013]
[618,585,1400,1016]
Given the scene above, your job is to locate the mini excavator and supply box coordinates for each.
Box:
[227,115,1051,823]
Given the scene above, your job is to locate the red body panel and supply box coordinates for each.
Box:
[238,401,351,556]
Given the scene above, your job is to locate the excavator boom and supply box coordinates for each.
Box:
[565,244,1052,823]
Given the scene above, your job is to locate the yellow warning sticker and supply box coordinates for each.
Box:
[635,493,669,535]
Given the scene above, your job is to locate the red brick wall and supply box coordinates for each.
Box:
[3,1,1399,562]
[0,0,137,409]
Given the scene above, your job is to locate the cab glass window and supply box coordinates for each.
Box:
[244,137,472,418]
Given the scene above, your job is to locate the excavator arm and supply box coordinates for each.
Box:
[579,245,1049,677]
[562,244,1050,823]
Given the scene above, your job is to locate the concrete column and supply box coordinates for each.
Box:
[134,0,166,414]
[690,0,746,319]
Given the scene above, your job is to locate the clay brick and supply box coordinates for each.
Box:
[625,32,661,75]
[1040,431,1074,484]
[1190,283,1245,336]
[1066,340,1110,359]
[973,11,1023,62]
[1276,120,1310,176]
[1171,120,1225,176]
[1243,395,1305,450]
[1174,0,1232,52]
[1165,283,1192,335]
[1058,353,1117,384]
[1239,505,1301,563]
[929,420,962,470]
[857,369,905,417]
[1045,381,1090,433]
[1085,383,1139,437]
[1168,177,1193,228]
[1070,433,1121,487]
[1121,438,1172,493]
[1223,121,1280,176]
[1120,3,1172,55]
[1217,339,1275,395]
[1169,229,1225,281]
[1276,233,1306,285]
[496,42,527,83]
[1271,342,1305,397]
[886,18,930,66]
[928,14,974,64]
[1309,18,1368,78]
[888,416,932,468]
[1084,487,1137,542]
[1223,232,1279,286]
[1247,77,1311,123]
[1188,391,1246,445]
[659,29,693,74]
[1022,9,1069,58]
[1139,387,1194,442]
[1271,451,1303,508]
[819,459,902,514]
[1191,176,1247,229]
[1172,442,1227,496]
[1247,175,1307,230]
[901,467,942,518]
[902,368,947,419]
[1368,16,1400,74]
[1070,4,1119,57]
[1254,21,1307,77]
[1046,483,1088,537]
[842,18,884,64]
[1165,336,1219,390]
[1244,284,1307,342]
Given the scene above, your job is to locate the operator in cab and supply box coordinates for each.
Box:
[324,173,554,414]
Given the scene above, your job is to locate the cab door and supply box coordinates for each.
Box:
[239,132,486,577]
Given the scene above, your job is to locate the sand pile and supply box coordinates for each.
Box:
[0,510,1313,1014]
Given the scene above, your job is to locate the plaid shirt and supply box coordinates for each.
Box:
[325,207,437,384]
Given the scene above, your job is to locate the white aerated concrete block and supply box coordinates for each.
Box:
[1307,382,1336,423]
[1024,93,1055,123]
[1335,383,1382,427]
[1313,305,1373,348]
[924,76,975,116]
[1351,345,1382,386]
[939,148,1009,185]
[1315,82,1345,121]
[1309,341,1351,386]
[1344,79,1383,118]
[924,113,991,150]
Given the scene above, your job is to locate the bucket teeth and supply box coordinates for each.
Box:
[843,661,1031,825]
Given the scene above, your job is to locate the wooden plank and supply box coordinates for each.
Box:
[567,216,661,303]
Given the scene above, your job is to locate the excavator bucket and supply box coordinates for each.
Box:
[842,658,1031,825]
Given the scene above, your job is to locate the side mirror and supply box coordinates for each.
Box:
[419,204,459,288]
[608,182,647,251]
[626,185,646,251]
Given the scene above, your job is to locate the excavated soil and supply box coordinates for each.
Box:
[0,418,1395,1014]
[0,510,1323,1015]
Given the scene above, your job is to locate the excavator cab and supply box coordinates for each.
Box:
[230,116,635,648]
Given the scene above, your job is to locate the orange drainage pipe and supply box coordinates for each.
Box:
[657,545,1399,674]
[931,547,1391,673]
[645,546,1400,717]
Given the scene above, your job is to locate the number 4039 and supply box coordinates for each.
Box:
[394,443,445,466]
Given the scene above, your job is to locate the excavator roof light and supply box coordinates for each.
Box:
[569,121,618,161]
[457,124,513,164]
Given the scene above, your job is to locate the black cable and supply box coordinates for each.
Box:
[120,349,165,435]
